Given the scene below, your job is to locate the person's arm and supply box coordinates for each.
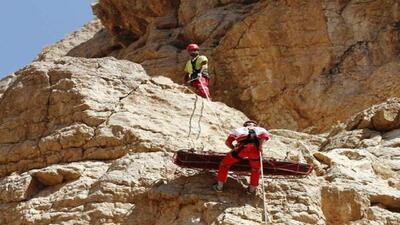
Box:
[197,56,208,75]
[183,61,192,84]
[258,139,265,151]
[200,61,208,74]
[184,73,190,83]
[257,129,270,151]
[225,135,236,150]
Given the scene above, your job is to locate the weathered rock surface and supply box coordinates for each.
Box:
[346,98,400,132]
[0,56,247,178]
[36,19,105,62]
[1,1,400,224]
[1,55,399,224]
[321,98,400,174]
[0,173,41,203]
[64,0,400,132]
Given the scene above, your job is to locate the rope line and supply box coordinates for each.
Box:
[196,98,205,140]
[188,94,198,138]
[184,79,225,146]
[187,94,199,149]
[259,151,269,225]
[183,78,308,225]
[197,79,225,135]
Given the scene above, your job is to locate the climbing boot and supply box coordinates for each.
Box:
[246,186,257,195]
[212,183,223,192]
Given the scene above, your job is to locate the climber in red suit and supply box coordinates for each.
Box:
[213,120,270,194]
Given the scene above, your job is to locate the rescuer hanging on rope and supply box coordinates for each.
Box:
[184,43,211,99]
[213,120,270,194]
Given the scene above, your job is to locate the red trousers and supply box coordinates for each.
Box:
[191,77,210,99]
[216,144,261,186]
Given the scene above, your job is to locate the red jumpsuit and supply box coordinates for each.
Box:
[191,76,210,99]
[216,127,269,187]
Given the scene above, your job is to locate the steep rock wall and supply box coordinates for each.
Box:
[73,0,400,132]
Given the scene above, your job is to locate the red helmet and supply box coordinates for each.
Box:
[186,43,199,51]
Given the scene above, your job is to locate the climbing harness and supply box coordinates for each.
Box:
[238,129,260,147]
[190,57,201,80]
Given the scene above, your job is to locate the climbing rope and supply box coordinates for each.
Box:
[187,74,295,225]
[197,78,226,134]
[185,78,226,146]
[196,98,204,140]
[188,94,198,139]
[188,94,201,149]
[259,151,269,225]
[185,86,285,224]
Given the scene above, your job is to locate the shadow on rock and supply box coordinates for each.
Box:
[122,171,264,225]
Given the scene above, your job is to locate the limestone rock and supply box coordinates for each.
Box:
[367,147,400,172]
[36,19,105,62]
[0,54,331,224]
[0,73,16,98]
[366,206,400,225]
[0,173,41,203]
[314,148,393,182]
[1,4,400,223]
[382,128,400,147]
[321,99,400,177]
[321,129,382,151]
[346,98,400,132]
[0,161,111,225]
[73,0,400,132]
[1,61,400,224]
[0,56,247,178]
[321,185,370,225]
[32,166,81,186]
[32,169,64,186]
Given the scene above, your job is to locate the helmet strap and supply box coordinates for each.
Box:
[190,52,199,57]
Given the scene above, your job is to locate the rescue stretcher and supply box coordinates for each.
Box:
[173,149,314,177]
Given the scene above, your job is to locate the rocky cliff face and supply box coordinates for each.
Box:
[0,38,399,225]
[1,1,400,225]
[69,0,400,132]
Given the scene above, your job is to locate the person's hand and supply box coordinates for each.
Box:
[229,148,238,154]
[183,75,189,85]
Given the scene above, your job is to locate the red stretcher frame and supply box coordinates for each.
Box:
[173,149,314,177]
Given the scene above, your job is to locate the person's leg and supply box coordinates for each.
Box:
[215,154,240,188]
[248,158,261,191]
[200,77,211,99]
[238,145,261,194]
[193,77,211,99]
